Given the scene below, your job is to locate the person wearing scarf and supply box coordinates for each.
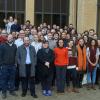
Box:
[87,39,99,90]
[77,38,86,88]
[37,40,54,96]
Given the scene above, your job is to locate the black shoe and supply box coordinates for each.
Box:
[2,93,7,99]
[9,91,18,96]
[21,93,26,97]
[31,94,38,98]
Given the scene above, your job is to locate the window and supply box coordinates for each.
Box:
[0,0,25,25]
[35,0,69,27]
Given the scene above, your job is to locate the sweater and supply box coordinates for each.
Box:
[54,47,69,66]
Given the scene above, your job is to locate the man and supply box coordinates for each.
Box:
[1,34,17,99]
[17,37,38,98]
[14,30,25,90]
[47,32,56,50]
[11,18,21,32]
[61,32,68,47]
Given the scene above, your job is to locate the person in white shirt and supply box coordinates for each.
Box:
[6,16,14,34]
[14,30,25,48]
[31,34,42,53]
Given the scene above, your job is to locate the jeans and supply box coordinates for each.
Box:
[87,65,97,84]
[0,66,3,91]
[1,65,16,93]
[66,68,77,88]
[56,66,66,92]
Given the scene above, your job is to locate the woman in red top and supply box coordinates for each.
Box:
[54,39,68,93]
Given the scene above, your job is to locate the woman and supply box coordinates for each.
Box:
[37,40,54,96]
[66,40,79,93]
[54,39,68,93]
[77,38,87,88]
[87,39,99,90]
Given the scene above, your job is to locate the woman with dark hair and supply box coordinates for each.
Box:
[77,38,87,88]
[87,39,99,90]
[54,39,69,93]
[37,40,54,96]
[66,40,79,93]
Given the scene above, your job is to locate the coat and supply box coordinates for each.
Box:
[37,48,54,78]
[17,45,37,77]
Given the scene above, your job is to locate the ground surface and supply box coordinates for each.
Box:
[0,85,100,100]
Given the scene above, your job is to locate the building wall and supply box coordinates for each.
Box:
[77,0,97,33]
[26,0,97,33]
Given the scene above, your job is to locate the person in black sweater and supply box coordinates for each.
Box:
[1,34,17,99]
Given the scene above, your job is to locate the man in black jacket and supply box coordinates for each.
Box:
[1,34,17,99]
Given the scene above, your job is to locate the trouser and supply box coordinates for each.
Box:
[87,66,97,84]
[56,66,66,92]
[0,66,2,91]
[41,72,53,91]
[1,65,16,93]
[96,64,100,84]
[21,64,36,95]
[52,66,56,86]
[77,71,84,87]
[35,65,40,84]
[15,64,20,90]
[66,68,77,88]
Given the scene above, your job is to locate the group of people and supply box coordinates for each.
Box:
[0,16,100,99]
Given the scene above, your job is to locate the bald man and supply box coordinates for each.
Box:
[17,37,38,98]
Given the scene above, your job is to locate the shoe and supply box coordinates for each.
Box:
[57,90,65,94]
[87,84,91,90]
[72,88,79,93]
[2,93,7,99]
[66,87,72,93]
[31,94,38,98]
[9,91,18,96]
[47,90,52,96]
[21,93,26,97]
[42,90,46,95]
[92,85,96,90]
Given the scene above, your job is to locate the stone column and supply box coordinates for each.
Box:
[25,0,35,25]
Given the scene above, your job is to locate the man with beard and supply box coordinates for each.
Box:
[1,34,17,99]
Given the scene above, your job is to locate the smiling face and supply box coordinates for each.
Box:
[68,40,73,48]
[42,42,49,48]
[58,39,64,48]
[91,40,96,46]
[7,34,13,43]
[24,37,30,47]
[79,39,84,46]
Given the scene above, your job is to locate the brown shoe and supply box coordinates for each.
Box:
[91,85,96,90]
[57,91,65,95]
[66,88,72,93]
[72,88,79,93]
[87,84,91,90]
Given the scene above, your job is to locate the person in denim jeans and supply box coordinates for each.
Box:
[1,34,17,99]
[96,39,100,89]
[87,39,99,90]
